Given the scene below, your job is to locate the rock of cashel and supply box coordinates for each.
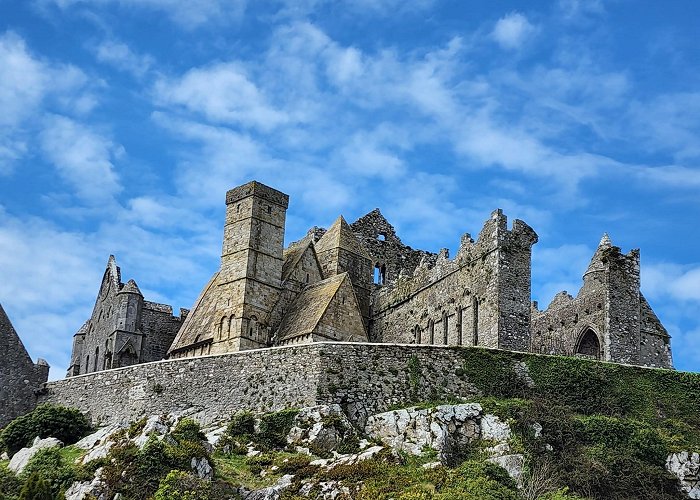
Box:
[0,180,674,428]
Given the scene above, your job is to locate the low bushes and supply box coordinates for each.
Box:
[0,405,91,456]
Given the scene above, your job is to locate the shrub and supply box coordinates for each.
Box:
[226,411,255,437]
[171,419,206,444]
[0,465,21,499]
[154,470,213,500]
[20,448,75,496]
[17,473,52,500]
[257,410,298,449]
[1,405,91,455]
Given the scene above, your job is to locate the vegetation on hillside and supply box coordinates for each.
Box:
[0,348,698,499]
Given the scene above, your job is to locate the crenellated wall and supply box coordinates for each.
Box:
[369,210,537,352]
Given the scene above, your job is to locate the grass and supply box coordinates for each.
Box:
[58,445,85,465]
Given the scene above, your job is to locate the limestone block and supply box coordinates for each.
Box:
[191,456,214,481]
[242,474,294,500]
[65,467,109,500]
[667,452,700,499]
[364,403,484,461]
[287,404,356,455]
[9,436,63,473]
[74,425,123,450]
[488,454,525,486]
[480,414,511,443]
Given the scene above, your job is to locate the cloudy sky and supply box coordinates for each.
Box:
[1,0,699,378]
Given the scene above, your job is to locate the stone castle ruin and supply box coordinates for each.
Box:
[60,180,671,373]
[0,179,674,426]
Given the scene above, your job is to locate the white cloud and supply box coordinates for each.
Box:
[40,115,123,204]
[0,31,101,173]
[154,62,289,131]
[94,39,154,77]
[492,12,537,50]
[45,0,247,29]
[643,263,700,303]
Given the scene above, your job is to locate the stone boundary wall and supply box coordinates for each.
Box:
[38,344,324,426]
[38,342,483,427]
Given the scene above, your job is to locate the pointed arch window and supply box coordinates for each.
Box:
[428,319,435,344]
[576,328,601,359]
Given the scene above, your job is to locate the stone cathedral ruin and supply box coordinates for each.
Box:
[0,180,673,426]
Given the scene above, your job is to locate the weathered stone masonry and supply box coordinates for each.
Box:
[0,304,49,427]
[38,343,479,427]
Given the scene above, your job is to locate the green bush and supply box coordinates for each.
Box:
[17,473,52,500]
[171,419,206,444]
[257,410,298,449]
[226,411,255,437]
[0,465,21,500]
[154,470,213,500]
[20,448,75,496]
[1,405,91,456]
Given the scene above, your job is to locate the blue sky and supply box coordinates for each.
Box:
[1,0,699,378]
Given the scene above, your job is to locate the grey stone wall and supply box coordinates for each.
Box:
[369,210,537,353]
[38,343,481,427]
[351,209,435,285]
[0,304,49,427]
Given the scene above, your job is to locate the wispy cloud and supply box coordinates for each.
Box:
[44,0,247,29]
[154,62,289,131]
[93,39,154,78]
[40,114,123,204]
[491,12,537,50]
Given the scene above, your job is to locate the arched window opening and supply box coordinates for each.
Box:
[373,264,386,285]
[94,347,99,371]
[428,319,435,344]
[576,328,601,359]
[85,355,90,373]
[249,315,258,339]
[414,325,421,344]
[442,312,449,344]
[219,317,226,340]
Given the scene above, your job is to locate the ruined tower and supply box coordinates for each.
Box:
[169,181,289,357]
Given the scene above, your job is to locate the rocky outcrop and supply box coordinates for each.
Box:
[64,467,109,500]
[8,436,63,473]
[667,451,700,499]
[287,404,358,456]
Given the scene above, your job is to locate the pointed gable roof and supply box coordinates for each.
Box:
[282,236,318,281]
[119,279,143,296]
[0,303,33,366]
[584,233,613,277]
[314,216,371,260]
[276,273,349,342]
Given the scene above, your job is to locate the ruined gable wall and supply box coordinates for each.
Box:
[531,288,607,357]
[0,306,49,427]
[639,295,673,368]
[370,210,536,352]
[350,209,436,284]
[79,273,122,374]
[605,248,642,365]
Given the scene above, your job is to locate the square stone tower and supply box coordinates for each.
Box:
[168,181,290,357]
[222,182,289,349]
